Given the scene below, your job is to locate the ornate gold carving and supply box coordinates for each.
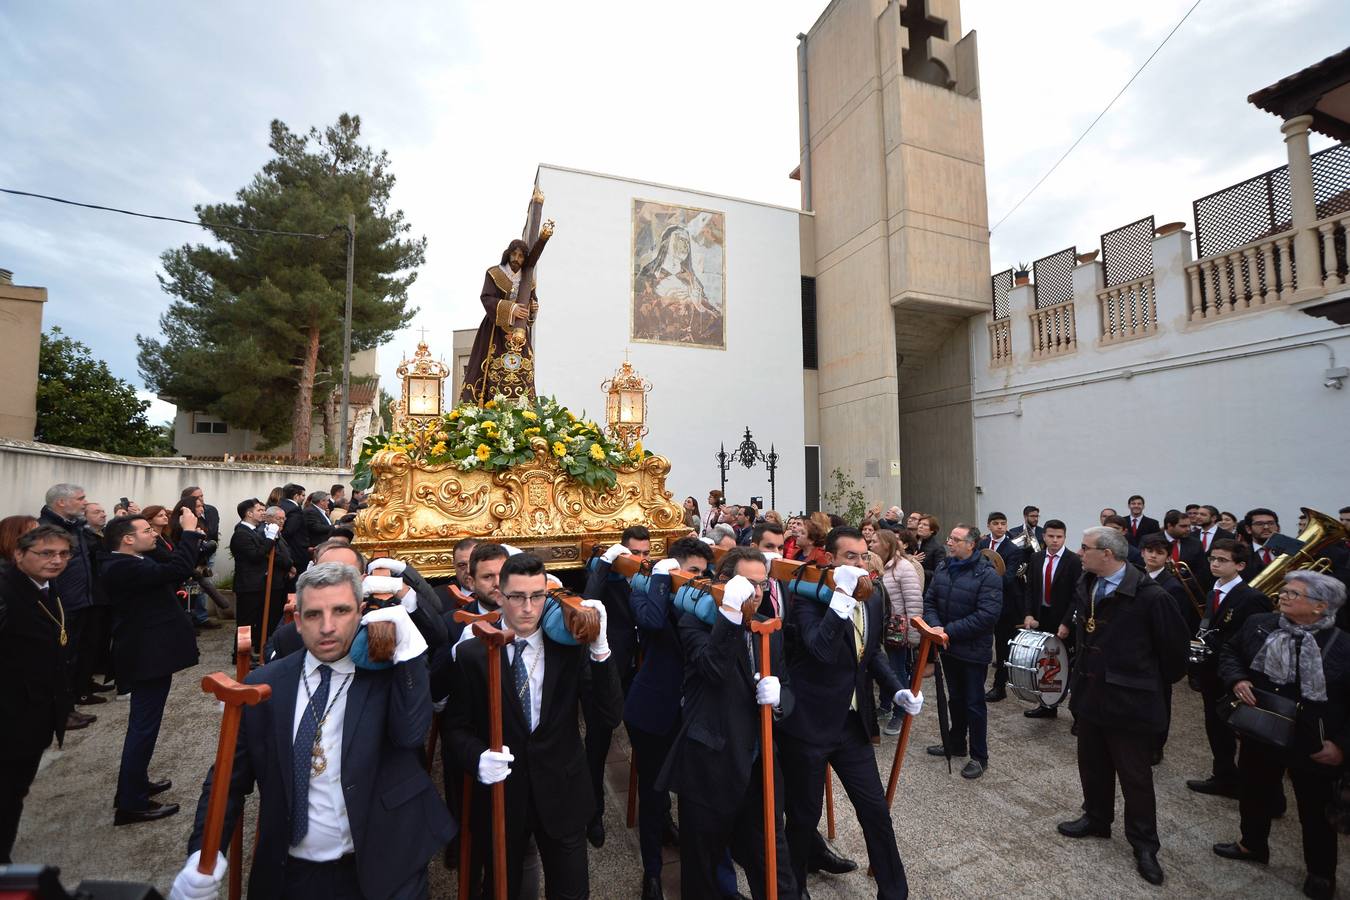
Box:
[354,440,686,574]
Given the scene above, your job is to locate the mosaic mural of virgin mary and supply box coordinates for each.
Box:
[631,199,725,348]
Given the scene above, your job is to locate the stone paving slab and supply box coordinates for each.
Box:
[14,630,1348,897]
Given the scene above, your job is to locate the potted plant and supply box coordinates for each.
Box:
[1013,262,1031,286]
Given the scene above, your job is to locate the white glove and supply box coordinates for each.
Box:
[754,673,781,708]
[828,591,858,620]
[367,557,406,576]
[720,575,755,624]
[894,688,923,716]
[601,543,630,564]
[653,558,680,576]
[546,573,563,589]
[831,565,868,597]
[478,746,514,784]
[360,604,429,663]
[699,536,715,545]
[761,551,781,565]
[262,523,280,540]
[362,575,404,597]
[501,543,523,556]
[169,851,227,900]
[581,598,610,660]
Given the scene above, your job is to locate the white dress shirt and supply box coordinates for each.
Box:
[1209,575,1242,618]
[290,651,357,861]
[508,628,545,732]
[1199,525,1219,551]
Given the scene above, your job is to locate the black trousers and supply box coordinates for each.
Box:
[236,590,264,653]
[64,606,92,697]
[1238,740,1339,879]
[678,760,796,900]
[282,854,428,899]
[114,675,172,810]
[990,608,1019,690]
[941,656,990,762]
[580,642,634,816]
[627,721,676,878]
[0,753,44,864]
[1155,681,1173,753]
[1200,677,1239,780]
[780,712,907,899]
[1076,719,1160,853]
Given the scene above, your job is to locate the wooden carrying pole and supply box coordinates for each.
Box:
[472,619,515,900]
[769,557,874,601]
[824,764,836,840]
[196,673,271,874]
[885,616,948,808]
[454,607,501,898]
[750,616,783,900]
[258,546,277,656]
[227,629,253,900]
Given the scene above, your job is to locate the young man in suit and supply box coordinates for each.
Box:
[1008,505,1044,548]
[279,483,308,586]
[170,562,452,900]
[102,511,206,825]
[1193,505,1233,557]
[657,546,797,900]
[229,498,287,656]
[1244,508,1282,582]
[1185,539,1270,798]
[0,525,75,863]
[446,552,618,900]
[779,527,921,900]
[1125,495,1160,546]
[1161,509,1208,591]
[625,537,714,900]
[1021,519,1083,719]
[580,525,651,848]
[980,512,1025,703]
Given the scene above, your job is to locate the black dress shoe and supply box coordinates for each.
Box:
[1024,706,1057,719]
[642,874,664,900]
[76,693,108,705]
[90,681,117,694]
[1212,841,1268,864]
[114,800,180,826]
[927,743,965,757]
[1134,849,1163,885]
[586,813,605,848]
[984,687,1006,702]
[1151,749,1164,766]
[148,778,172,797]
[1186,776,1240,798]
[1056,815,1110,839]
[960,759,986,780]
[807,840,857,875]
[662,811,679,846]
[1303,874,1335,899]
[65,711,96,730]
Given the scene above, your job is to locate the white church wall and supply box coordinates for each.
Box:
[971,227,1350,536]
[532,165,807,515]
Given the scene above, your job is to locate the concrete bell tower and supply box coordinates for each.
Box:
[797,0,988,525]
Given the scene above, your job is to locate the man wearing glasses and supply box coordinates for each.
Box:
[1053,526,1188,886]
[1244,509,1282,582]
[922,524,1001,780]
[1184,538,1269,800]
[0,525,76,863]
[445,552,618,899]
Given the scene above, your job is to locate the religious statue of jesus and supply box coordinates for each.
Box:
[459,187,554,406]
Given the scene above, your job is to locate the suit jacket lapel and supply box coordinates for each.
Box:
[273,653,303,812]
[341,668,372,765]
[537,639,563,729]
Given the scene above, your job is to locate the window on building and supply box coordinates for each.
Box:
[805,445,821,513]
[801,276,818,370]
[194,420,228,435]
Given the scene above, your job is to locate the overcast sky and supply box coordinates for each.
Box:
[2,1,1346,425]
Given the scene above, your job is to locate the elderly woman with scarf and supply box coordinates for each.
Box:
[1214,570,1350,900]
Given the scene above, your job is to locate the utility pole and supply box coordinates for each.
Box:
[338,213,355,468]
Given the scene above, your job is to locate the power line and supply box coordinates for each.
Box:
[0,187,337,239]
[989,0,1205,235]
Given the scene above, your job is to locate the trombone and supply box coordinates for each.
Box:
[1165,559,1205,622]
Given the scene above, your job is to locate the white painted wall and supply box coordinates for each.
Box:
[532,165,807,514]
[971,229,1350,537]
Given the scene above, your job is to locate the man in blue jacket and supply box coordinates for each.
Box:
[923,523,1002,779]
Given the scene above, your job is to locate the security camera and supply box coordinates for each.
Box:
[1324,366,1348,389]
[1326,378,1344,390]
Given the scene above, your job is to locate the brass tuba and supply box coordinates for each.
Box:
[1249,507,1348,603]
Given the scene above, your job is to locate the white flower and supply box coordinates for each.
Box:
[543,418,555,431]
[563,455,574,465]
[461,407,478,419]
[500,435,515,453]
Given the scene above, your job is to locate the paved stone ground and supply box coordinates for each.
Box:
[14,628,1349,898]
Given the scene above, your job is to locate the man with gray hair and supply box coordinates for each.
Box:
[302,491,335,559]
[1054,526,1188,887]
[37,483,100,722]
[172,561,453,899]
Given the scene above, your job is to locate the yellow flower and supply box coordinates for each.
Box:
[432,441,447,455]
[566,410,577,422]
[485,399,497,409]
[475,444,491,460]
[522,410,538,421]
[447,409,460,420]
[524,427,540,436]
[552,441,567,457]
[589,443,604,461]
[629,440,644,460]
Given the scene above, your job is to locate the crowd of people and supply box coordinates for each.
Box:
[2,478,1349,899]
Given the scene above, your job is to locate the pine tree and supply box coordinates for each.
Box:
[137,114,422,457]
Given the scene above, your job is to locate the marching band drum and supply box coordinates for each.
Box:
[1005,630,1070,707]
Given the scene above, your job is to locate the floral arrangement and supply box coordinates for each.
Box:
[353,394,646,490]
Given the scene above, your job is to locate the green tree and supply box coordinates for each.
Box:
[137,113,422,456]
[377,387,396,434]
[37,327,175,456]
[822,467,866,524]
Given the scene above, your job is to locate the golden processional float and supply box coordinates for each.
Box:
[352,345,686,574]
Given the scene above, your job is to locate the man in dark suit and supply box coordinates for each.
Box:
[779,527,919,899]
[445,553,619,900]
[1185,538,1271,799]
[1054,525,1188,886]
[1008,505,1045,549]
[302,491,335,559]
[579,525,651,847]
[624,537,713,900]
[1194,505,1234,556]
[230,497,286,655]
[1244,508,1282,583]
[1104,516,1147,569]
[37,483,99,721]
[170,561,452,900]
[279,483,308,583]
[1140,535,1202,631]
[1161,509,1207,589]
[980,512,1025,703]
[657,547,797,900]
[1125,495,1160,547]
[1020,519,1082,719]
[101,511,204,825]
[0,525,75,863]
